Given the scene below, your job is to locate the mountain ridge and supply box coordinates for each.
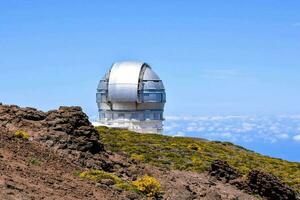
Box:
[0,103,298,200]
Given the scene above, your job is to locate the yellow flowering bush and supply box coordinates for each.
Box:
[130,153,145,162]
[14,130,30,140]
[132,175,161,197]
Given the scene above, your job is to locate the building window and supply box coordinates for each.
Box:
[145,112,154,120]
[101,93,108,102]
[118,113,125,119]
[153,113,160,120]
[99,113,105,119]
[130,113,138,120]
[143,93,162,102]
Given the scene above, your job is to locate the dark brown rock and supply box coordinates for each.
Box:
[0,104,104,154]
[209,160,241,182]
[247,170,297,200]
[100,179,114,186]
[209,160,298,200]
[0,103,106,173]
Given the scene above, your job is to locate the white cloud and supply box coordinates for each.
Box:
[269,125,279,133]
[174,131,185,137]
[185,124,206,132]
[293,135,300,142]
[220,132,232,138]
[165,115,250,122]
[270,138,278,143]
[92,121,102,126]
[279,115,300,120]
[241,122,254,132]
[163,114,300,143]
[241,135,253,143]
[276,133,289,139]
[164,122,180,131]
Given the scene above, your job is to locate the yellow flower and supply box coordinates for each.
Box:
[14,130,30,140]
[132,175,161,197]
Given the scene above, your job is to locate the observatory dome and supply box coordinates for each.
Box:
[96,61,166,133]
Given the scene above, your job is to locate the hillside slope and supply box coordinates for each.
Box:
[0,130,126,200]
[0,104,298,199]
[97,126,300,192]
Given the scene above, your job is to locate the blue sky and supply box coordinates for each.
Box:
[1,1,300,161]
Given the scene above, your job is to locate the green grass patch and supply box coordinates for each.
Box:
[79,169,123,184]
[28,158,41,166]
[77,169,161,197]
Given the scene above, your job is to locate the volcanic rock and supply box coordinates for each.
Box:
[0,104,103,154]
[247,170,297,200]
[209,160,241,182]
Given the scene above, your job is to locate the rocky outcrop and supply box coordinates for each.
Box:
[209,160,241,182]
[40,106,103,154]
[247,170,297,200]
[0,104,46,122]
[209,160,298,200]
[0,104,103,154]
[0,104,111,172]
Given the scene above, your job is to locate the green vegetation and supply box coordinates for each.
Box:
[78,169,160,197]
[79,169,123,184]
[132,175,161,197]
[14,130,30,140]
[130,153,145,162]
[97,126,300,191]
[79,170,134,191]
[28,158,41,166]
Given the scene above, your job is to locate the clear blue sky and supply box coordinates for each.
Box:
[1,1,300,161]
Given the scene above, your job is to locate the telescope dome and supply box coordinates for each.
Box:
[96,61,166,133]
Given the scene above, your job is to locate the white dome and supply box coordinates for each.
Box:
[143,67,161,80]
[96,61,166,133]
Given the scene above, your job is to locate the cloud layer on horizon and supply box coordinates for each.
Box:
[164,115,300,144]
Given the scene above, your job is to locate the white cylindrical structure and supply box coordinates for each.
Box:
[96,61,166,133]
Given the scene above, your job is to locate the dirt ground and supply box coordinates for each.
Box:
[0,131,258,200]
[0,132,127,200]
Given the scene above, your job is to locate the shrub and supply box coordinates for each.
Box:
[115,182,135,191]
[79,170,137,192]
[14,130,30,140]
[79,170,122,184]
[130,153,145,162]
[187,143,199,151]
[132,175,161,197]
[28,158,41,166]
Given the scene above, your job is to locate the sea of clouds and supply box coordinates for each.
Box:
[164,115,300,144]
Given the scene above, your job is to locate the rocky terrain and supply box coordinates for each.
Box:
[0,103,299,200]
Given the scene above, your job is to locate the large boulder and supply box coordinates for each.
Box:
[209,160,298,200]
[0,105,46,126]
[0,104,104,154]
[247,170,297,200]
[209,160,241,182]
[40,106,104,154]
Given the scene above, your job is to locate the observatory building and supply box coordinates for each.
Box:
[96,61,166,133]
